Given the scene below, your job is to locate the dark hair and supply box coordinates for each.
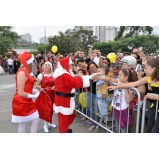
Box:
[146,56,159,81]
[77,58,84,64]
[121,68,138,82]
[85,58,91,65]
[103,57,111,67]
[77,68,85,75]
[87,61,98,71]
[132,52,141,64]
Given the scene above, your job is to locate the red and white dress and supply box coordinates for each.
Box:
[12,68,39,123]
[35,73,54,123]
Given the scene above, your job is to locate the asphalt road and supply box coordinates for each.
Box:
[0,73,106,133]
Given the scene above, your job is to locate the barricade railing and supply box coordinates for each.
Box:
[109,83,142,133]
[141,93,159,133]
[75,81,142,133]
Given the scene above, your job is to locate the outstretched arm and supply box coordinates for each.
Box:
[107,76,148,91]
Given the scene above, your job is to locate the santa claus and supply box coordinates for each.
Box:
[53,55,92,133]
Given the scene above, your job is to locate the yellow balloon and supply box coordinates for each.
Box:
[107,52,116,63]
[108,104,113,112]
[79,92,87,108]
[51,45,58,53]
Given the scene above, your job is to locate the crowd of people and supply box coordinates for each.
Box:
[1,46,159,133]
[0,55,20,75]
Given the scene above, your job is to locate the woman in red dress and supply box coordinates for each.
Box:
[12,52,40,133]
[36,61,57,133]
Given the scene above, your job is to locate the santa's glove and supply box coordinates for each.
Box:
[88,73,99,80]
[27,90,40,99]
[88,75,93,79]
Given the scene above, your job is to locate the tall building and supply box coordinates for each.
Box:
[21,33,32,43]
[40,36,47,44]
[75,26,94,32]
[152,26,159,35]
[95,26,118,42]
[17,33,32,46]
[83,26,94,31]
[39,35,52,44]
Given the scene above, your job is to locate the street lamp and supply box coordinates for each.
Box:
[44,26,47,54]
[79,33,85,52]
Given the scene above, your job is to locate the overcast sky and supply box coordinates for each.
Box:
[12,26,74,43]
[12,26,159,43]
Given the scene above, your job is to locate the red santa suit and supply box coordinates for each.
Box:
[53,55,92,133]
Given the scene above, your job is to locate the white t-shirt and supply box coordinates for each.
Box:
[113,89,129,110]
[7,59,13,65]
[37,73,52,81]
[93,56,99,66]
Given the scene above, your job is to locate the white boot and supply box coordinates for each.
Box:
[48,123,57,128]
[43,121,49,133]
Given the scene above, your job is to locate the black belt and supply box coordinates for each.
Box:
[55,91,75,98]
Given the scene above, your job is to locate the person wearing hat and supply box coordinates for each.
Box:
[12,52,40,133]
[53,55,93,133]
[36,60,57,133]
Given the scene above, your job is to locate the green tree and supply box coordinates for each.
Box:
[0,26,19,56]
[47,26,98,55]
[114,26,153,41]
[36,44,48,54]
[93,35,159,56]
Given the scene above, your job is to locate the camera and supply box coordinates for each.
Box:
[87,45,93,48]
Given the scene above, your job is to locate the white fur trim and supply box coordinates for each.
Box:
[69,57,72,64]
[27,55,34,64]
[53,88,75,115]
[30,72,34,76]
[57,61,62,68]
[45,61,52,67]
[81,76,90,88]
[12,110,39,123]
[53,62,70,79]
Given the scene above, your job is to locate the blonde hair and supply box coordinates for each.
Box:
[43,63,53,76]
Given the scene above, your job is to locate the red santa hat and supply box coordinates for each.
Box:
[58,55,72,72]
[45,60,52,67]
[18,52,34,73]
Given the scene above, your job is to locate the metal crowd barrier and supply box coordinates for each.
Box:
[141,93,159,133]
[75,81,142,133]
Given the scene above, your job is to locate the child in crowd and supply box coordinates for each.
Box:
[76,69,87,120]
[96,67,108,120]
[108,57,159,133]
[110,68,137,133]
[111,65,119,78]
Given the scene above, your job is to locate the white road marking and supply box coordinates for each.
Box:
[1,84,15,89]
[0,109,12,113]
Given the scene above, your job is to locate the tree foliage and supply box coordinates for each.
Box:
[114,26,153,41]
[0,26,19,56]
[93,35,159,56]
[46,26,98,55]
